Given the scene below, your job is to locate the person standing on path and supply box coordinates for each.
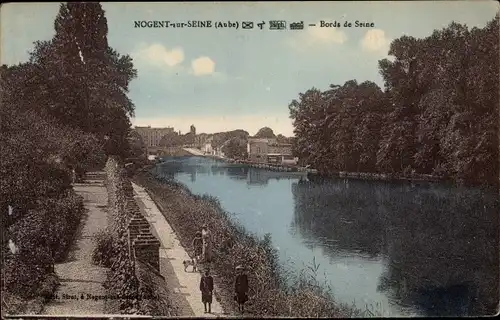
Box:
[192,231,203,262]
[234,265,249,313]
[200,268,214,313]
[201,225,213,263]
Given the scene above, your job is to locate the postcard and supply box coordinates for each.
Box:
[1,1,498,318]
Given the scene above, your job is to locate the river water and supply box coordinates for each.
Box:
[154,156,499,317]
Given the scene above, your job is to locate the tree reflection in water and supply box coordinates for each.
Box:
[156,157,498,316]
[291,178,499,316]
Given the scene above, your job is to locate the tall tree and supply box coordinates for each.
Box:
[31,2,137,158]
[254,127,276,139]
[288,16,498,186]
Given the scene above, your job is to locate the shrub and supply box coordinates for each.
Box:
[4,191,85,299]
[92,229,116,267]
[37,273,59,302]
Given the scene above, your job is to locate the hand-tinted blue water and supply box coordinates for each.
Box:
[155,156,499,317]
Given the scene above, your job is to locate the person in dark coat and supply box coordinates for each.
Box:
[192,231,203,262]
[200,268,214,313]
[234,265,249,313]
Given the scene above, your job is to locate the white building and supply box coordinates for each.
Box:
[203,142,213,154]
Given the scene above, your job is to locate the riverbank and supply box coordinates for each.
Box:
[132,168,363,318]
[179,148,454,184]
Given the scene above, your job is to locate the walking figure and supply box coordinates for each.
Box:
[234,265,249,313]
[200,268,214,313]
[201,225,213,263]
[192,231,203,262]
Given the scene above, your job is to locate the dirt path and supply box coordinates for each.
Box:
[132,182,226,317]
[43,176,109,316]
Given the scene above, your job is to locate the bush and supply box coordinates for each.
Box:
[37,273,59,302]
[103,158,143,314]
[92,229,116,267]
[4,191,85,299]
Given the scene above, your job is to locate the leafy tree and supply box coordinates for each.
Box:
[128,130,147,159]
[222,137,248,159]
[254,127,276,139]
[288,16,499,186]
[1,2,139,305]
[159,131,184,148]
[210,130,250,148]
[28,2,137,159]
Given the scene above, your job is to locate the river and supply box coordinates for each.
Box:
[154,156,499,317]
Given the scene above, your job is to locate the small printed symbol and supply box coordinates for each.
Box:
[257,21,265,29]
[242,21,254,29]
[308,23,317,27]
[290,21,304,30]
[269,20,287,30]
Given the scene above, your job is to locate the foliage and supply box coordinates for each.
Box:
[0,2,137,310]
[3,192,85,299]
[289,16,499,186]
[254,127,276,139]
[37,273,60,302]
[92,229,117,268]
[276,134,293,144]
[159,131,185,148]
[221,137,248,159]
[210,129,250,148]
[128,130,148,159]
[24,3,137,159]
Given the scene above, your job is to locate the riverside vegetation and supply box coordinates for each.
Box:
[289,16,499,187]
[134,169,380,318]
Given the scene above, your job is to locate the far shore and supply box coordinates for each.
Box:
[145,147,496,189]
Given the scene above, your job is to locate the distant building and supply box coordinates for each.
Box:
[190,124,196,136]
[247,138,269,163]
[247,138,296,165]
[134,126,175,147]
[203,142,213,154]
[203,137,213,154]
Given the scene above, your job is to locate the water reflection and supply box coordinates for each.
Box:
[156,157,499,316]
[291,178,499,316]
[159,156,305,186]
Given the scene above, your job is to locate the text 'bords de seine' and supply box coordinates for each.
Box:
[134,20,239,29]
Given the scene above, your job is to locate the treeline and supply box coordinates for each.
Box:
[1,2,136,313]
[289,16,499,186]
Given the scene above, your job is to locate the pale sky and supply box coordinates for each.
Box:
[1,1,498,136]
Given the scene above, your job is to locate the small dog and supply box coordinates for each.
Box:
[183,257,198,272]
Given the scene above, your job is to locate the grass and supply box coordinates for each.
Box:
[133,169,384,317]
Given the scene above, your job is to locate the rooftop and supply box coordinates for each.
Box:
[248,138,269,143]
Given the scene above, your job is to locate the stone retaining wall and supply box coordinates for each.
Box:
[104,156,167,315]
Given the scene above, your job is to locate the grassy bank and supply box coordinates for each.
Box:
[133,168,366,318]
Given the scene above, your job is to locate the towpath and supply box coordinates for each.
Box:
[132,182,226,317]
